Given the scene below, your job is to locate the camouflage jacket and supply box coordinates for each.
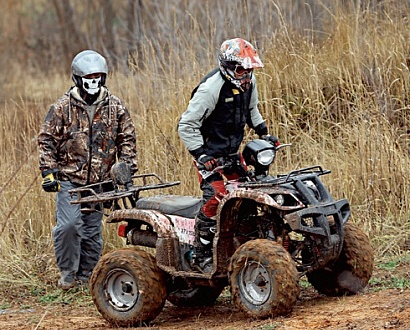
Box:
[38,87,137,185]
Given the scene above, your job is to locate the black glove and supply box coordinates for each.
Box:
[261,134,280,147]
[41,171,60,192]
[197,154,218,171]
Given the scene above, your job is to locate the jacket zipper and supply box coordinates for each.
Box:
[86,109,93,185]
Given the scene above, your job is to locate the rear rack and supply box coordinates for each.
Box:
[69,173,180,205]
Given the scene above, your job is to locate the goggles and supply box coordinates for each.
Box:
[225,62,253,77]
[233,65,253,76]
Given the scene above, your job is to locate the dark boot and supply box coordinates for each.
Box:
[192,216,215,273]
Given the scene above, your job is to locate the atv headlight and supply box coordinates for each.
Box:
[257,149,275,166]
[242,139,276,176]
[305,180,320,200]
[273,194,285,206]
[243,139,276,167]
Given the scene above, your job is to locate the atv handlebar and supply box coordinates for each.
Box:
[195,142,292,179]
[275,143,292,151]
[196,157,236,180]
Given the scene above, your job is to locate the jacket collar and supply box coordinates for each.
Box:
[69,86,108,106]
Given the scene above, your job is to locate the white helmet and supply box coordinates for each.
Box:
[218,38,264,91]
[71,50,108,95]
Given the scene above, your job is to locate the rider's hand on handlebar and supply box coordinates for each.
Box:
[261,134,280,147]
[197,154,218,171]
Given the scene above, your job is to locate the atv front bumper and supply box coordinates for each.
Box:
[284,198,350,237]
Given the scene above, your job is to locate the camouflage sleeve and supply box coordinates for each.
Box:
[38,101,65,174]
[116,102,138,173]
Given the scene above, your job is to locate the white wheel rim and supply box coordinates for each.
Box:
[239,261,272,305]
[105,268,138,311]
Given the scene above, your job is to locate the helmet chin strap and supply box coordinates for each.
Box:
[240,79,251,92]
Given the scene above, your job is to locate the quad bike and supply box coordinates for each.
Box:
[69,139,374,327]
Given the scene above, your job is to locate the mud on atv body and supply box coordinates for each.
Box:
[69,143,374,327]
[71,166,351,277]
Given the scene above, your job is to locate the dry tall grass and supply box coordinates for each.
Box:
[0,1,409,291]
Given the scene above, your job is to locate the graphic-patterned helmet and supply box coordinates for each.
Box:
[218,38,264,91]
[71,50,108,95]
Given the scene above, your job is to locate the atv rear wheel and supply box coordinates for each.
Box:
[306,222,374,296]
[167,284,224,306]
[90,248,166,327]
[228,239,299,319]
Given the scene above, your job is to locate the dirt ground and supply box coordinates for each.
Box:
[1,259,409,330]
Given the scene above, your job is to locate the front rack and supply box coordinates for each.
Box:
[239,165,331,188]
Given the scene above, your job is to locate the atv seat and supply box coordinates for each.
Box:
[135,195,202,218]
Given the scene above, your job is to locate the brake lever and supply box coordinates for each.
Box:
[195,157,228,179]
[275,143,292,151]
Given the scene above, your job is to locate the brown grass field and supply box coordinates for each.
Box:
[0,1,409,329]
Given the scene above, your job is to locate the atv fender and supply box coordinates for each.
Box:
[106,209,181,269]
[213,189,304,274]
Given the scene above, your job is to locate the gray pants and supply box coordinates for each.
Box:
[53,181,103,279]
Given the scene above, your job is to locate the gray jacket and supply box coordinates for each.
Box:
[178,69,265,157]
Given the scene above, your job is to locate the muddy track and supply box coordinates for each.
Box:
[0,257,409,330]
[1,286,409,330]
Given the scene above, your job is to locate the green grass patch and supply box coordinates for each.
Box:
[369,276,410,291]
[38,287,92,305]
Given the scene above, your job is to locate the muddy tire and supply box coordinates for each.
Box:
[167,285,224,307]
[228,239,299,319]
[306,222,374,296]
[90,248,166,327]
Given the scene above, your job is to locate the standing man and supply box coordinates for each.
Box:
[178,38,279,272]
[38,50,138,289]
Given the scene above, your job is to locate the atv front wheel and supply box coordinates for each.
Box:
[228,239,299,319]
[306,222,374,296]
[90,248,166,327]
